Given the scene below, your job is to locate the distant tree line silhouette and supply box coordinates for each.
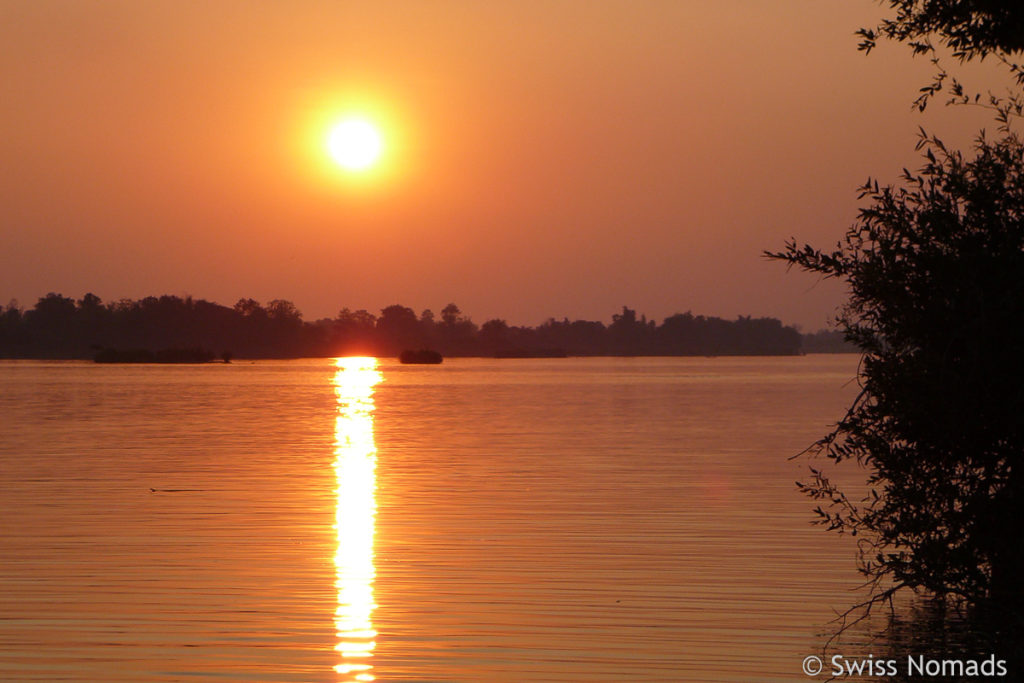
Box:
[0,293,811,359]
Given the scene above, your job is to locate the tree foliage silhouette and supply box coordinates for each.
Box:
[859,0,1024,59]
[858,0,1024,111]
[769,0,1024,630]
[769,130,1024,619]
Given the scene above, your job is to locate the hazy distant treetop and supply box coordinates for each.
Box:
[266,298,302,323]
[440,303,462,326]
[859,0,1024,59]
[233,298,265,318]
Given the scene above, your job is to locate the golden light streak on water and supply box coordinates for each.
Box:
[332,357,382,681]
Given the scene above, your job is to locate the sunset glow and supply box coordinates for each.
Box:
[3,4,1010,328]
[5,1,1023,680]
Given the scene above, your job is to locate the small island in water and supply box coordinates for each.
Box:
[399,349,443,364]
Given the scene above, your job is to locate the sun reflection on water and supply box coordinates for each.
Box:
[332,357,382,682]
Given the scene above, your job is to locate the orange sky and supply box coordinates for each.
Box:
[0,1,1013,329]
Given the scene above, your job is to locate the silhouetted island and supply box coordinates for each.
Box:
[0,293,823,360]
[399,349,443,364]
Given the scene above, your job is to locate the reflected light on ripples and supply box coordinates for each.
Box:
[332,357,382,681]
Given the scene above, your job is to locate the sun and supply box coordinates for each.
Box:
[327,119,383,171]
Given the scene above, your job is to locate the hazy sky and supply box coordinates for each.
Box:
[0,1,1012,329]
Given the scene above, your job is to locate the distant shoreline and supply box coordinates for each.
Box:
[1,294,855,360]
[0,350,860,362]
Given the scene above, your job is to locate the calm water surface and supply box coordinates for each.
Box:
[1,356,887,681]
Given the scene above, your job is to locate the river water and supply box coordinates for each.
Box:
[0,355,937,681]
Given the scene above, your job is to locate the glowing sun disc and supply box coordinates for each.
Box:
[328,119,383,171]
